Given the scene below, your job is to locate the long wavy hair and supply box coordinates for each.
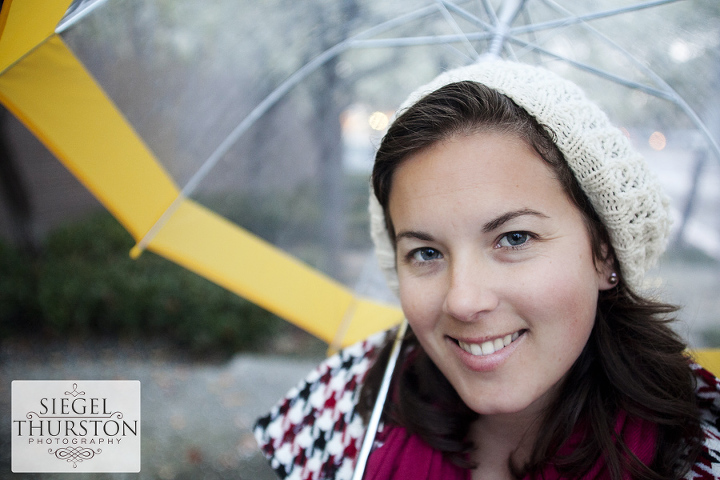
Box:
[359,81,702,479]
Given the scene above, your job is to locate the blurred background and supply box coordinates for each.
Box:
[1,0,719,478]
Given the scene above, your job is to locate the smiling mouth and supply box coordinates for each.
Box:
[454,330,524,357]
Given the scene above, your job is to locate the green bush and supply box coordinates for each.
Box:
[0,212,285,356]
[0,240,40,336]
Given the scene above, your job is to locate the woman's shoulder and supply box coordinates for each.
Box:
[253,330,390,480]
[687,363,720,479]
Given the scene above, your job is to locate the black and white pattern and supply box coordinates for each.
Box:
[686,363,720,479]
[254,331,387,480]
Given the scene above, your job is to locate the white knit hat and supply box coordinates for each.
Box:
[370,59,671,293]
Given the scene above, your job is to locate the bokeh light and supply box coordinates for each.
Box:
[648,131,667,151]
[368,111,389,131]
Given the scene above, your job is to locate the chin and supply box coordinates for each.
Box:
[457,383,558,420]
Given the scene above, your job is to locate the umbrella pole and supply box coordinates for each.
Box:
[351,319,408,480]
[486,0,527,57]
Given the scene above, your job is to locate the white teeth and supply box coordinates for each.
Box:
[458,331,522,357]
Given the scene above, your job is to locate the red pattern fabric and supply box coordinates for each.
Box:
[364,410,656,480]
[364,426,470,480]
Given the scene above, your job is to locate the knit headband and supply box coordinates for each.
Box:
[369,59,671,293]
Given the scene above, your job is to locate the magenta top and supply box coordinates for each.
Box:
[365,410,656,480]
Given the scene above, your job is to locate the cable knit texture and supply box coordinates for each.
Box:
[369,59,671,293]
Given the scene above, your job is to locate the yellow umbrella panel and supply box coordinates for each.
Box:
[0,0,402,349]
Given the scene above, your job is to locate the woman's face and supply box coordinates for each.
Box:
[389,131,613,419]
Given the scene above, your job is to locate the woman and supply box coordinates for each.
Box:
[255,60,720,480]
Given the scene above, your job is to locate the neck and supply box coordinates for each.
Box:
[468,410,545,480]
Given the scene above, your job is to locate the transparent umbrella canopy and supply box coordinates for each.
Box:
[2,0,719,347]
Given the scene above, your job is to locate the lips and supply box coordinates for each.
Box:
[456,330,523,357]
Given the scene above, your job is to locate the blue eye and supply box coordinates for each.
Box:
[498,232,529,248]
[411,247,442,262]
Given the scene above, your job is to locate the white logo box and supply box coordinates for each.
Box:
[12,380,141,473]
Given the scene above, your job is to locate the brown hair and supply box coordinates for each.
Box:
[360,81,702,479]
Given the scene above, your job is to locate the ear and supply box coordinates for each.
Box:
[596,245,617,291]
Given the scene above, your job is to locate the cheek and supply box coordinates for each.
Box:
[544,282,598,365]
[524,258,600,336]
[532,246,600,303]
[398,275,442,328]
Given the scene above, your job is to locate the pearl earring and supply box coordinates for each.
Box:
[608,272,619,285]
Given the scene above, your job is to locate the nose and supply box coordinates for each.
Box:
[442,259,499,322]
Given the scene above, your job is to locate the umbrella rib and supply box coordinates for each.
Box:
[444,0,524,60]
[430,1,496,86]
[436,0,481,60]
[508,0,685,36]
[438,0,528,60]
[514,7,539,63]
[349,1,496,49]
[506,37,674,100]
[55,0,111,34]
[440,43,481,65]
[0,35,55,77]
[132,4,448,255]
[485,0,528,59]
[443,1,495,31]
[351,319,408,480]
[479,0,500,26]
[350,32,495,49]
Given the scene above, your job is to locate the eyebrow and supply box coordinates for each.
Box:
[395,230,435,242]
[394,208,549,243]
[482,208,549,233]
